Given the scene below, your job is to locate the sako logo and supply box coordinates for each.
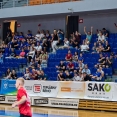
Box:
[88,83,111,93]
[33,84,41,93]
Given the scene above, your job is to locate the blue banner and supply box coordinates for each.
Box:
[0,79,17,95]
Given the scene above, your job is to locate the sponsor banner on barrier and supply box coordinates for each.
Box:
[0,80,16,95]
[5,96,17,104]
[32,97,79,109]
[84,82,113,100]
[24,81,59,97]
[112,83,117,101]
[57,81,85,98]
[0,95,5,102]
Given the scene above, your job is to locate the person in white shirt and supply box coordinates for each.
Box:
[34,42,42,51]
[80,41,89,52]
[59,38,69,49]
[35,31,41,41]
[98,32,105,42]
[72,72,83,81]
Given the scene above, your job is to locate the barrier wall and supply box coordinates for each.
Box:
[0,80,117,110]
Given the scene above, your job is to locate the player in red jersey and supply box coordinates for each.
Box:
[12,78,32,117]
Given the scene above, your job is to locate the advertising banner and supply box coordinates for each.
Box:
[0,80,16,95]
[84,82,114,100]
[112,83,117,101]
[24,81,59,97]
[32,97,79,109]
[57,81,85,98]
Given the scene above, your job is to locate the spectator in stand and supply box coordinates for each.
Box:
[10,39,19,50]
[34,42,42,52]
[65,71,73,81]
[0,41,5,53]
[19,32,25,41]
[56,60,66,72]
[24,68,30,80]
[78,53,84,62]
[78,60,84,71]
[72,52,78,62]
[97,31,105,42]
[30,69,38,80]
[10,48,16,57]
[65,50,72,61]
[114,23,117,29]
[57,71,65,81]
[72,72,82,81]
[5,27,12,44]
[105,55,113,68]
[80,41,89,52]
[82,64,91,75]
[102,41,111,52]
[60,38,69,49]
[92,42,97,53]
[57,29,64,42]
[11,70,17,79]
[42,39,49,52]
[45,30,51,39]
[39,51,48,64]
[26,30,32,39]
[29,59,37,69]
[39,70,47,80]
[40,30,45,40]
[96,42,104,53]
[35,31,40,41]
[98,66,105,79]
[102,28,109,38]
[52,30,59,53]
[95,53,105,68]
[82,72,91,81]
[27,47,35,62]
[74,31,81,45]
[5,68,11,79]
[84,26,93,43]
[19,48,25,58]
[70,35,79,49]
[67,61,74,72]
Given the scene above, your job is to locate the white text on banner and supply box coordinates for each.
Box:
[84,82,113,100]
[24,81,59,97]
[57,81,85,98]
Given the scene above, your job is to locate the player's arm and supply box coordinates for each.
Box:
[12,96,27,108]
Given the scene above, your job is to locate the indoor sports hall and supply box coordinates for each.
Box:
[0,0,117,117]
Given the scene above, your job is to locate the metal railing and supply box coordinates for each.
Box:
[0,0,78,9]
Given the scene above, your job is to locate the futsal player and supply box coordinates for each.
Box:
[12,78,32,117]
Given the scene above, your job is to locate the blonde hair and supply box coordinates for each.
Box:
[17,77,25,85]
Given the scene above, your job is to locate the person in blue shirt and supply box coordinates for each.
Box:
[14,32,19,40]
[84,26,93,42]
[19,32,25,40]
[57,29,64,42]
[26,30,32,39]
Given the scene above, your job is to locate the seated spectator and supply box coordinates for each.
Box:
[30,69,38,80]
[65,50,72,61]
[5,68,11,79]
[57,71,65,81]
[78,53,84,62]
[97,32,105,42]
[56,60,66,72]
[38,70,47,80]
[35,31,41,41]
[96,42,104,53]
[19,32,25,41]
[26,30,32,39]
[72,52,78,62]
[74,31,81,46]
[70,36,79,49]
[78,60,84,71]
[19,49,25,58]
[10,48,16,57]
[67,61,74,72]
[65,71,73,81]
[59,38,69,49]
[102,41,111,52]
[46,30,51,39]
[57,29,64,42]
[10,39,19,50]
[39,51,48,64]
[102,28,109,38]
[11,70,17,79]
[84,26,93,43]
[82,64,91,75]
[95,53,105,68]
[105,55,113,68]
[42,39,49,52]
[72,72,82,81]
[92,42,97,53]
[34,42,42,52]
[0,52,3,63]
[80,41,89,52]
[82,72,91,81]
[98,66,105,80]
[24,68,30,80]
[90,69,102,81]
[29,59,37,69]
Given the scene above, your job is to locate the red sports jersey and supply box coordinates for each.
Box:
[17,87,32,117]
